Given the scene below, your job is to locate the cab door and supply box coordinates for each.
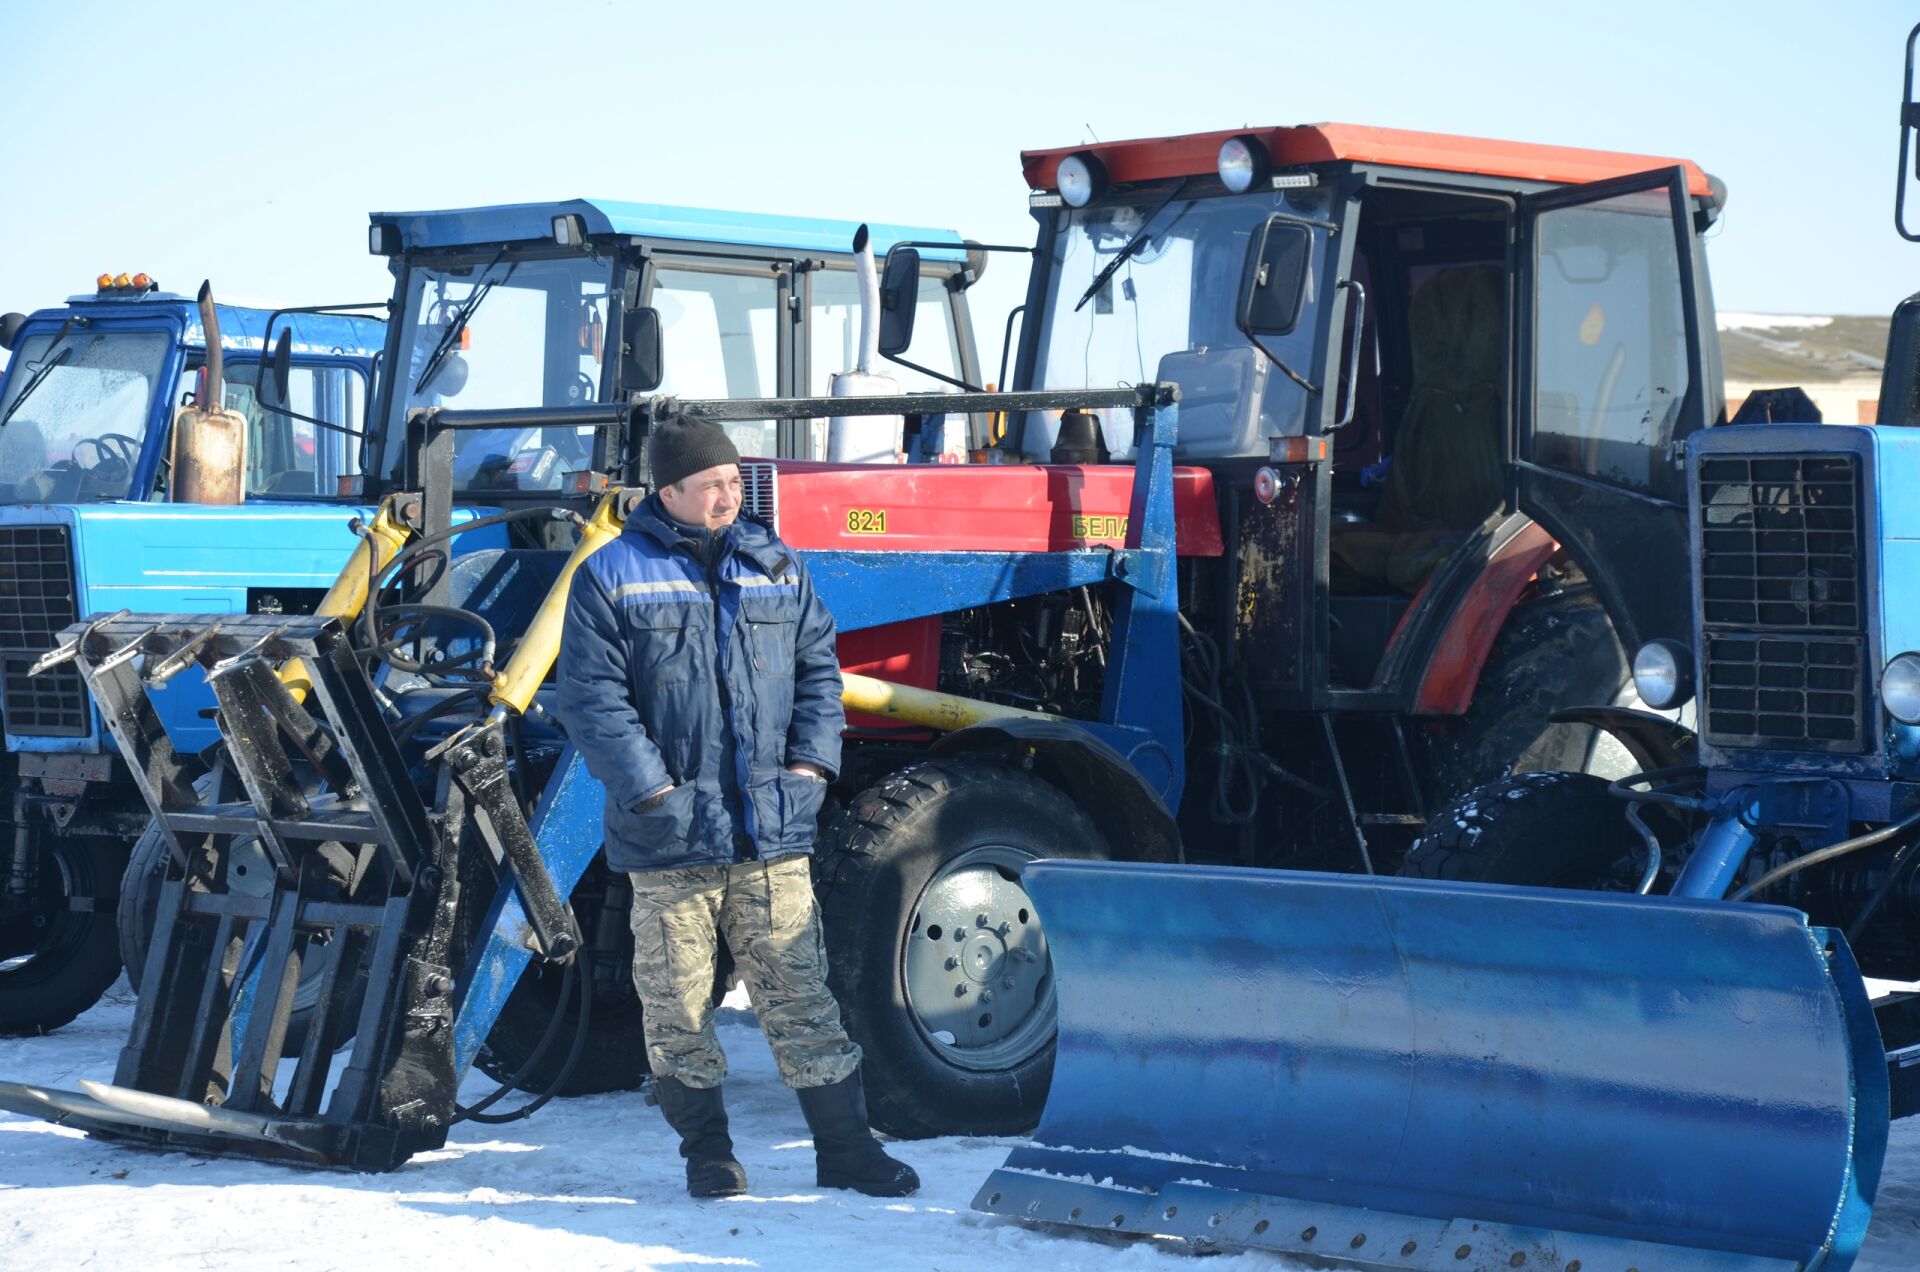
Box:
[1516,166,1708,654]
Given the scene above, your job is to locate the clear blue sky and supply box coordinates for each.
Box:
[1,0,1914,357]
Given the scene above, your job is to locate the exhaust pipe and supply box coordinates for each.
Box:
[168,281,249,504]
[827,225,903,463]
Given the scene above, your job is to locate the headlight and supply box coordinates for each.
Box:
[1632,639,1694,710]
[1218,135,1269,194]
[1056,152,1107,209]
[552,214,587,248]
[1885,653,1920,724]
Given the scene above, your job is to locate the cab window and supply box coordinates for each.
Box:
[650,266,780,456]
[178,361,369,497]
[1529,186,1692,491]
[807,268,962,394]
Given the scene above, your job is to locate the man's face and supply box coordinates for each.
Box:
[659,462,743,530]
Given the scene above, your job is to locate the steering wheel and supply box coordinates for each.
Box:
[71,433,142,469]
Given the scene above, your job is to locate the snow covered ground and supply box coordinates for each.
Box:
[3,984,1920,1271]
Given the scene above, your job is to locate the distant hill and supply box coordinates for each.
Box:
[1719,313,1888,384]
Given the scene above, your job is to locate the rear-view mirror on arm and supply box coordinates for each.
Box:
[1236,216,1313,338]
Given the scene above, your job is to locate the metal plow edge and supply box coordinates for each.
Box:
[974,861,1888,1272]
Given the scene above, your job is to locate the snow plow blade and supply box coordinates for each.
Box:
[974,861,1888,1272]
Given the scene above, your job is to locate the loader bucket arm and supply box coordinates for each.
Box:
[976,862,1887,1271]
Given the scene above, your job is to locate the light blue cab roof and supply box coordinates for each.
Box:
[368,198,968,262]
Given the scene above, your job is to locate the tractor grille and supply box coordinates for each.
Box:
[1697,453,1866,752]
[741,461,778,531]
[0,525,87,737]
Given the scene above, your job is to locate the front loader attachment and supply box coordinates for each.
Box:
[975,862,1887,1272]
[0,612,574,1170]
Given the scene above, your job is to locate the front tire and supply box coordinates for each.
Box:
[0,831,125,1035]
[815,758,1110,1140]
[119,774,364,1056]
[1402,770,1639,888]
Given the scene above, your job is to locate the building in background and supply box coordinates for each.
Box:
[1721,313,1888,422]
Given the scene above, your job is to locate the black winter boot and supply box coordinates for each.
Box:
[651,1076,749,1198]
[796,1071,920,1197]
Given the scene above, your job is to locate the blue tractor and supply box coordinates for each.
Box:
[89,199,994,1082]
[0,274,383,1034]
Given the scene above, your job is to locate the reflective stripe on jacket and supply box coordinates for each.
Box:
[555,495,843,872]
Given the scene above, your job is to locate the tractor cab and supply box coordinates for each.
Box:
[363,199,982,497]
[0,275,381,505]
[1003,126,1724,706]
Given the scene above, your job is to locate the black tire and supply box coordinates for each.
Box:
[119,779,364,1056]
[476,856,651,1096]
[1402,770,1639,888]
[1422,584,1629,810]
[0,831,126,1035]
[815,757,1110,1140]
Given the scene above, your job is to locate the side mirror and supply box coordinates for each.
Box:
[1235,217,1314,338]
[266,328,293,405]
[878,248,921,356]
[616,305,663,393]
[0,313,24,352]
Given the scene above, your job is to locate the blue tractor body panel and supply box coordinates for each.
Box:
[0,503,504,754]
[369,198,967,261]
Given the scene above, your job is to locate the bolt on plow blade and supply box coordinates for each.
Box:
[974,862,1888,1272]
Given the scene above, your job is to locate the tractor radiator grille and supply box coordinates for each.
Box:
[0,525,87,737]
[741,461,778,531]
[1697,453,1866,752]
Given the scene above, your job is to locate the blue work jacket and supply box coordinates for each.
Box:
[555,496,843,872]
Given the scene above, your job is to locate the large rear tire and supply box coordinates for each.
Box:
[815,758,1110,1140]
[1422,584,1631,810]
[0,831,125,1035]
[1402,770,1639,888]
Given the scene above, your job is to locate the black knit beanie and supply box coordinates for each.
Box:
[649,415,741,490]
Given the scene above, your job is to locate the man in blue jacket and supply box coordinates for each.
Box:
[555,416,918,1201]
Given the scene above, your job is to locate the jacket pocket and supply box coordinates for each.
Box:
[773,767,828,854]
[626,602,700,688]
[618,781,698,862]
[739,592,798,677]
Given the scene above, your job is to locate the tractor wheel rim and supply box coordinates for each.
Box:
[901,843,1055,1072]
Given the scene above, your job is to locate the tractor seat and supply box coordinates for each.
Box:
[1332,265,1504,593]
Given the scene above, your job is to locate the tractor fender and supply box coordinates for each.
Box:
[929,719,1182,864]
[1412,521,1561,715]
[1548,704,1698,773]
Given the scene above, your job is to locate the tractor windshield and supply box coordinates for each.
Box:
[0,327,170,502]
[1026,187,1333,457]
[379,251,614,491]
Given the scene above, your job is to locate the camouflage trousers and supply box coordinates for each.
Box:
[628,853,861,1090]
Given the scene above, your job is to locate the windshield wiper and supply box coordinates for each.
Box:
[1074,180,1191,313]
[0,319,80,429]
[413,255,515,395]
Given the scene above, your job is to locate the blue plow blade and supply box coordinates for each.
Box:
[973,861,1888,1272]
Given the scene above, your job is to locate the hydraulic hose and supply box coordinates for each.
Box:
[452,910,593,1126]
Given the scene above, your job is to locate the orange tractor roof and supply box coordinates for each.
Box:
[1021,123,1713,198]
